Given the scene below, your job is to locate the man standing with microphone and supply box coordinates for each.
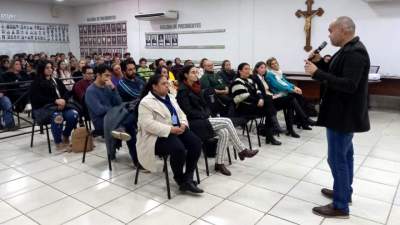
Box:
[304,16,370,218]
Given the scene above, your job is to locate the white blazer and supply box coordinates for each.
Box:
[136,92,188,172]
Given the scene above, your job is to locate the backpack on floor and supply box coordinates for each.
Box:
[71,127,93,153]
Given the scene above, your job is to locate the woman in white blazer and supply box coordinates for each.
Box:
[136,74,203,194]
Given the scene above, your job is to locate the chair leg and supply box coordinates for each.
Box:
[45,125,51,154]
[17,112,21,127]
[227,147,232,165]
[107,154,112,171]
[203,148,209,176]
[255,119,261,147]
[30,122,35,148]
[163,156,171,199]
[195,166,200,184]
[134,164,140,185]
[40,125,44,134]
[233,147,237,160]
[82,134,90,163]
[245,124,252,150]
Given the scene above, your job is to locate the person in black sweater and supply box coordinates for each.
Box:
[30,61,79,150]
[176,65,259,176]
[217,60,236,85]
[231,63,281,145]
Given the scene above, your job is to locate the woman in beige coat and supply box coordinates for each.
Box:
[136,74,203,194]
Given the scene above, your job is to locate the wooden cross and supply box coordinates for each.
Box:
[296,0,324,52]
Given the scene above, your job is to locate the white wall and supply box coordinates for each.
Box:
[0,0,75,56]
[2,0,400,76]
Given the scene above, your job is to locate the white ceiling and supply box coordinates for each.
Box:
[15,0,119,7]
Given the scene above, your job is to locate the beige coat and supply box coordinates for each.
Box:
[136,92,188,172]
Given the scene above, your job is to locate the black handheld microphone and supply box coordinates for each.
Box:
[308,41,327,60]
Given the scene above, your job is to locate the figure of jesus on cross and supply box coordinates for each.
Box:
[296,0,324,52]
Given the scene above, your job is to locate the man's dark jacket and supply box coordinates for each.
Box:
[314,36,370,133]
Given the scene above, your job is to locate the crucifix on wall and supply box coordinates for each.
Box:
[296,0,324,52]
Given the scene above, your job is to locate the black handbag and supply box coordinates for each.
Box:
[33,104,58,125]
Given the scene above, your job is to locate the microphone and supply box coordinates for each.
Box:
[308,41,327,60]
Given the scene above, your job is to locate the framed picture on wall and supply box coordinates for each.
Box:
[145,34,151,46]
[83,25,88,35]
[96,24,102,35]
[97,37,101,45]
[122,36,127,45]
[116,36,122,46]
[151,34,157,46]
[80,37,83,46]
[107,36,111,45]
[122,23,126,34]
[165,34,171,46]
[83,37,88,46]
[101,24,106,34]
[111,24,116,34]
[158,34,164,46]
[116,23,122,34]
[106,24,111,34]
[172,33,178,46]
[112,36,116,45]
[79,26,83,35]
[102,36,106,45]
[90,25,95,35]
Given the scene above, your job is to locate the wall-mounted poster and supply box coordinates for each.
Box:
[122,23,126,33]
[78,21,127,58]
[158,34,164,46]
[145,34,151,46]
[172,34,178,46]
[106,24,110,34]
[111,24,116,34]
[165,34,171,46]
[0,21,69,43]
[116,23,122,34]
[151,34,157,46]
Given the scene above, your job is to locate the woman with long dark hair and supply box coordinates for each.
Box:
[30,61,79,150]
[136,74,203,194]
[231,63,281,145]
[217,60,236,85]
[252,61,300,138]
[176,65,259,176]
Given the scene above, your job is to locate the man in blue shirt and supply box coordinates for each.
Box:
[85,64,138,165]
[117,60,144,102]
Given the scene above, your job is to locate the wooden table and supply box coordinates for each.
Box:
[285,75,321,102]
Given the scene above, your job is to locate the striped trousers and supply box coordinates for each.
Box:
[208,117,247,164]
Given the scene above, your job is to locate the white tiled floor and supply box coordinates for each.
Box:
[0,109,399,225]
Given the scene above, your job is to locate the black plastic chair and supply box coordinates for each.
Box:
[134,155,200,200]
[30,117,52,154]
[202,138,236,176]
[81,129,113,170]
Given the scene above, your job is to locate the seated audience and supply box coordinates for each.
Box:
[0,58,10,75]
[72,66,94,105]
[176,65,259,176]
[200,60,232,116]
[55,61,74,90]
[198,58,208,78]
[72,59,87,82]
[111,63,123,86]
[231,63,281,145]
[155,66,178,96]
[85,64,138,164]
[1,59,31,113]
[30,61,79,150]
[184,59,194,66]
[136,74,203,193]
[217,60,236,85]
[171,57,184,77]
[117,60,145,102]
[253,61,302,137]
[137,58,153,81]
[266,58,315,129]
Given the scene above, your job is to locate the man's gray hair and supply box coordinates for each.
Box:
[336,16,356,34]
